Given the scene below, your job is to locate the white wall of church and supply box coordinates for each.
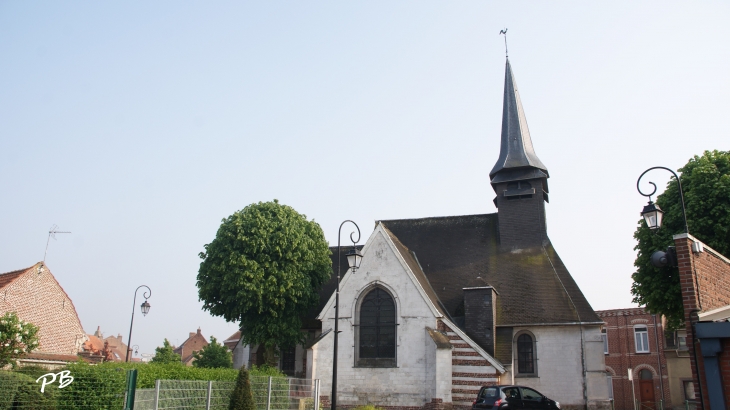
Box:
[313,229,445,407]
[508,325,609,409]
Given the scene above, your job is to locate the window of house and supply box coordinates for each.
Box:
[607,373,614,400]
[357,287,396,367]
[634,326,649,353]
[683,380,696,400]
[516,333,536,375]
[281,347,295,373]
[602,328,608,354]
[677,330,687,350]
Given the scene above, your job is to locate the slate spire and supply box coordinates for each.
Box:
[489,58,549,189]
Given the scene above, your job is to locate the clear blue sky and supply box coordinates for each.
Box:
[1,2,728,357]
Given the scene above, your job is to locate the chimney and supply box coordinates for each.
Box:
[189,332,195,338]
[463,285,498,356]
[197,327,201,335]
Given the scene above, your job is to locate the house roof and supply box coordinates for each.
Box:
[378,214,600,326]
[0,266,32,289]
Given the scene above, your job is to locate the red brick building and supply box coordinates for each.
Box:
[0,262,88,366]
[597,308,692,410]
[174,328,209,366]
[674,233,730,409]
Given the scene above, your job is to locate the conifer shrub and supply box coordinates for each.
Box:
[228,366,255,410]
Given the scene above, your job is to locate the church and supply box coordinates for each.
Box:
[234,58,610,410]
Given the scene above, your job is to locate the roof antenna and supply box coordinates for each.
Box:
[44,224,71,263]
[499,28,508,58]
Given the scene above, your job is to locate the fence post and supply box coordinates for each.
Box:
[123,369,138,410]
[266,376,273,410]
[154,379,160,410]
[206,380,213,410]
[314,379,320,410]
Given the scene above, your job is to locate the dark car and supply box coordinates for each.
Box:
[472,385,561,409]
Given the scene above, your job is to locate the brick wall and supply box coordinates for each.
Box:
[0,263,87,356]
[596,308,672,410]
[674,234,730,409]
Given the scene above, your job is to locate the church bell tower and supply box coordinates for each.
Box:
[490,59,550,249]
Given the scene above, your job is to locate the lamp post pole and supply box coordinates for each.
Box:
[126,285,151,362]
[637,166,689,233]
[332,220,362,410]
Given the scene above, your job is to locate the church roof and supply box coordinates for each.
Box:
[378,214,600,326]
[489,59,549,188]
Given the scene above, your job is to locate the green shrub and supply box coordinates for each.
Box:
[0,371,57,410]
[229,366,255,410]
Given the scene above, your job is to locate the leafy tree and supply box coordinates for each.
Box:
[151,339,182,364]
[0,312,40,368]
[228,366,255,410]
[197,200,332,365]
[193,336,233,368]
[632,150,730,330]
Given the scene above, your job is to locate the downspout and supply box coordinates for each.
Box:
[652,315,665,405]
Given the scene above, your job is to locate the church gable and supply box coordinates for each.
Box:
[317,224,443,324]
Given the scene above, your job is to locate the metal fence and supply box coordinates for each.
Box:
[1,368,319,410]
[0,368,128,409]
[133,376,320,410]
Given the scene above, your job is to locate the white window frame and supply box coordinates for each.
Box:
[602,328,608,354]
[634,325,649,353]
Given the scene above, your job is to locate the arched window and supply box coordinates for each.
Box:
[516,333,536,375]
[639,369,653,380]
[357,288,396,367]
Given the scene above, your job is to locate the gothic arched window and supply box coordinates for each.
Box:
[357,287,396,367]
[516,332,536,375]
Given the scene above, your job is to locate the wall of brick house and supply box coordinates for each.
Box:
[597,309,677,410]
[674,234,730,409]
[0,264,87,356]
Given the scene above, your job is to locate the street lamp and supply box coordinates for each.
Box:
[637,166,690,268]
[332,220,362,410]
[131,345,139,357]
[126,285,151,362]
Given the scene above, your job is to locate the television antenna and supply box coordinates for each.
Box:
[44,225,71,263]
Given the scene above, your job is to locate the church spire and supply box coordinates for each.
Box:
[489,58,548,189]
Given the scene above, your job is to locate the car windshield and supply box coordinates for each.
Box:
[481,388,499,398]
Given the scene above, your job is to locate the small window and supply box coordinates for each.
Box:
[517,333,535,374]
[677,330,688,350]
[683,380,696,400]
[601,328,608,354]
[634,326,649,353]
[607,374,614,400]
[281,347,295,373]
[639,369,653,380]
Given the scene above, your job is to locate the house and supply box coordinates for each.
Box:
[672,234,730,409]
[234,58,610,410]
[0,262,88,367]
[174,328,209,366]
[596,308,693,410]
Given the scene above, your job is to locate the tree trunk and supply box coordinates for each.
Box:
[264,345,278,367]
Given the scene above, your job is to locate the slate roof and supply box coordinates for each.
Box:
[489,58,548,184]
[378,214,600,326]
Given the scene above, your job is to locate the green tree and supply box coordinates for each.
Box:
[228,366,255,410]
[192,336,233,368]
[197,200,332,365]
[632,150,730,329]
[0,312,40,367]
[151,339,182,364]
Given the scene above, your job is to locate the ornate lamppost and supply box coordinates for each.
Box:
[332,220,363,410]
[637,166,690,267]
[126,285,151,362]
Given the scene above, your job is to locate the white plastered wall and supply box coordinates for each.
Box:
[507,325,609,408]
[313,226,445,407]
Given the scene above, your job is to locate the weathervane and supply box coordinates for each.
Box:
[44,225,71,263]
[499,28,508,58]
